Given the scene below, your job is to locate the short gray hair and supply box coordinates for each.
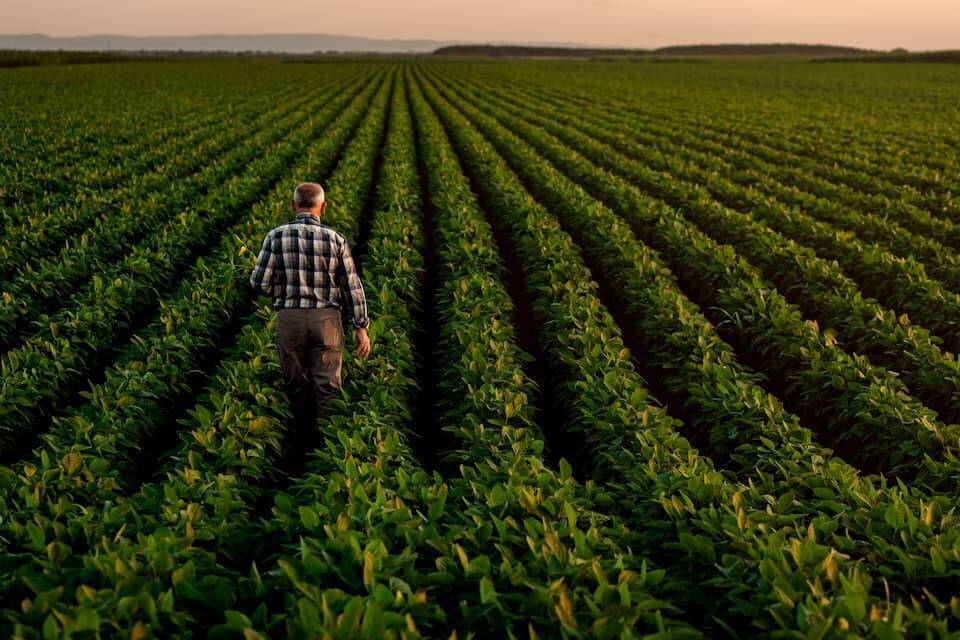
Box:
[293,182,325,208]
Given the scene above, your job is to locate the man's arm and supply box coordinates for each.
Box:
[249,232,276,297]
[337,237,371,358]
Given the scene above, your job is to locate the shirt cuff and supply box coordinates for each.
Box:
[352,317,370,329]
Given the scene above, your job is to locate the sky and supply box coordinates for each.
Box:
[3,0,959,51]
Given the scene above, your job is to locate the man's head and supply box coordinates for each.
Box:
[292,182,326,217]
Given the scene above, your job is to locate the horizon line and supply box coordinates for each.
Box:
[0,32,908,53]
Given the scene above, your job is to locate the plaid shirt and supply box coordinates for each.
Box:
[249,213,369,328]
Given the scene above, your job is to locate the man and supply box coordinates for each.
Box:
[250,182,371,432]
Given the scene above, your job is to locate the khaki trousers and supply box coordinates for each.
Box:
[276,308,344,430]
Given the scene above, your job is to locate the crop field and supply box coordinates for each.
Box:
[2,58,960,638]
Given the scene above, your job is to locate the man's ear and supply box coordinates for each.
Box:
[320,201,327,215]
[291,200,297,213]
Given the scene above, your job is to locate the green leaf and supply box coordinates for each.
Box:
[479,577,498,605]
[42,615,59,640]
[71,608,100,632]
[488,484,507,507]
[563,501,578,529]
[299,506,320,529]
[360,600,385,637]
[428,484,448,520]
[931,547,947,574]
[224,610,252,629]
[298,598,322,631]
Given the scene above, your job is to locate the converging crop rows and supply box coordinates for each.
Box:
[2,58,960,638]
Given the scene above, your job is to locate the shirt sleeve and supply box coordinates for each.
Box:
[249,232,276,297]
[337,237,369,329]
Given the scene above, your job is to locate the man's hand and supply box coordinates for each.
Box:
[355,327,371,360]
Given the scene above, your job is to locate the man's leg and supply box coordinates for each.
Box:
[276,309,314,432]
[308,308,345,420]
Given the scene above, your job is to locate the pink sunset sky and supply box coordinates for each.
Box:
[4,0,959,51]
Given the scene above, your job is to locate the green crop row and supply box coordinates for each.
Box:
[0,63,336,213]
[5,58,960,637]
[502,72,960,238]
[495,69,960,216]
[0,84,234,209]
[458,76,960,434]
[0,71,382,559]
[707,130,951,219]
[0,91,211,212]
[431,68,960,489]
[261,69,697,639]
[0,77,314,277]
[638,115,960,259]
[253,70,448,639]
[0,79,332,352]
[593,81,956,221]
[737,164,960,279]
[157,69,403,637]
[496,77,960,294]
[417,67,959,636]
[408,71,693,636]
[422,67,960,609]
[1,69,392,640]
[0,72,376,453]
[502,78,960,280]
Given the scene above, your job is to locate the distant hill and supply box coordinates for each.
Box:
[0,33,460,54]
[432,45,649,58]
[434,43,876,58]
[655,43,874,56]
[0,35,890,59]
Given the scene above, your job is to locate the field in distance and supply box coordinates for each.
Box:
[2,57,960,638]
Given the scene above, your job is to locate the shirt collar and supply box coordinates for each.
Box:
[294,212,324,226]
